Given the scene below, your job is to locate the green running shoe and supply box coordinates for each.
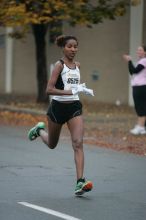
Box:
[28,122,45,141]
[75,178,93,196]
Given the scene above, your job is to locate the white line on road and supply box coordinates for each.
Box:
[18,202,81,220]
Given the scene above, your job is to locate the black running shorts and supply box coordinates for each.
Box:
[47,100,82,124]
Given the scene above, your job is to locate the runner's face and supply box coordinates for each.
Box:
[63,39,78,60]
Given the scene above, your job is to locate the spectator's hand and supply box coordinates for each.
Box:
[123,54,132,62]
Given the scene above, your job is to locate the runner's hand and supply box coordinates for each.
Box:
[72,83,94,96]
[72,83,86,95]
[83,87,94,96]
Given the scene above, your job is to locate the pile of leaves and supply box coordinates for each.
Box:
[0,94,146,156]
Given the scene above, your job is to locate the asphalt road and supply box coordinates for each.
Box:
[0,125,146,220]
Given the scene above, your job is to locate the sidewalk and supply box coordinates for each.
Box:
[0,94,146,156]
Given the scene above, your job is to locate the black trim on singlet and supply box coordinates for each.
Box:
[55,59,78,90]
[55,60,64,90]
[59,59,64,65]
[60,59,76,70]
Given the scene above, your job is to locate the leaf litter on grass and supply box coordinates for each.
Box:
[0,94,146,156]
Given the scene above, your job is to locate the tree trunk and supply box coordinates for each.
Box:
[32,24,48,103]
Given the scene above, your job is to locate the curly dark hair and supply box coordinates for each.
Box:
[55,35,78,47]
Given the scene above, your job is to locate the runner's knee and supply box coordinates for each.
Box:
[47,140,58,149]
[72,138,83,151]
[48,145,57,149]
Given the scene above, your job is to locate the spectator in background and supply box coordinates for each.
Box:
[123,45,146,135]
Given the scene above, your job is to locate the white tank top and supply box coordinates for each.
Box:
[53,62,80,102]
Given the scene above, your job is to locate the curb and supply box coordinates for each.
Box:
[0,104,46,115]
